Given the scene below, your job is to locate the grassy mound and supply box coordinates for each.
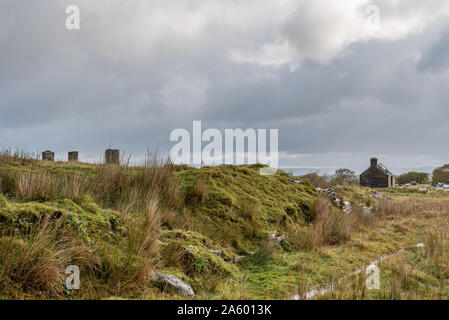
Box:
[0,155,319,299]
[176,165,316,251]
[1,152,447,300]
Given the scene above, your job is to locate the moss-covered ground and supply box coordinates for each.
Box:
[0,159,447,299]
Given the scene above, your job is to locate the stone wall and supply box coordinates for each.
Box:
[68,151,78,162]
[105,149,120,164]
[42,150,55,162]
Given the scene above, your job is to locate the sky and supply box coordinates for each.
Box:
[2,0,449,174]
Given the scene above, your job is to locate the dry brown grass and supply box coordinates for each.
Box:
[184,177,208,206]
[298,172,330,188]
[0,149,38,166]
[0,152,182,217]
[291,197,353,251]
[92,153,182,213]
[0,217,99,298]
[375,195,449,218]
[240,200,258,221]
[15,171,87,201]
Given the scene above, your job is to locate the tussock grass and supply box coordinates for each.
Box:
[0,149,38,166]
[0,217,99,298]
[95,197,162,296]
[289,197,353,252]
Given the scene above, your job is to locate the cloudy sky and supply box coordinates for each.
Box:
[2,0,449,173]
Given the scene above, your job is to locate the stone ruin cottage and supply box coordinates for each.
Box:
[360,158,395,188]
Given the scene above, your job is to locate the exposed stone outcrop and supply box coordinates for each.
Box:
[316,188,344,209]
[373,192,384,199]
[429,183,449,192]
[234,255,246,263]
[267,231,286,246]
[207,249,223,256]
[362,206,374,215]
[150,273,195,297]
[342,201,352,213]
[289,179,304,184]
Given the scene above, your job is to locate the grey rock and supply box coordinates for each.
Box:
[276,234,286,242]
[151,273,195,297]
[266,231,286,247]
[234,255,246,263]
[267,231,277,240]
[332,197,342,208]
[342,201,352,213]
[362,206,374,215]
[207,249,223,256]
[373,192,384,199]
[429,183,449,191]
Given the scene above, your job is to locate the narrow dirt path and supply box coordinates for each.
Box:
[292,242,425,300]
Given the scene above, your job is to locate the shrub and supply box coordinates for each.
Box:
[397,171,429,185]
[299,172,330,188]
[432,164,449,183]
[330,169,358,186]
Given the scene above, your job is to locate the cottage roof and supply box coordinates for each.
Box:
[360,162,395,177]
[376,163,394,176]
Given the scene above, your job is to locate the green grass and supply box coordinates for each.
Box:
[0,156,448,300]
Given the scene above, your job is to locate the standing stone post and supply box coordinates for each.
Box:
[42,150,55,162]
[68,151,79,162]
[105,149,120,164]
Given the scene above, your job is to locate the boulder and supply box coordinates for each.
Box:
[234,255,246,263]
[267,231,286,246]
[331,197,341,208]
[150,273,195,297]
[342,201,352,213]
[207,249,223,256]
[267,231,277,240]
[373,192,384,199]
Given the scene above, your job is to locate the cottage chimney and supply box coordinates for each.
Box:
[370,158,378,167]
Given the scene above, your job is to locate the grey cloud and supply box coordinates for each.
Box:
[1,0,449,170]
[418,30,449,72]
